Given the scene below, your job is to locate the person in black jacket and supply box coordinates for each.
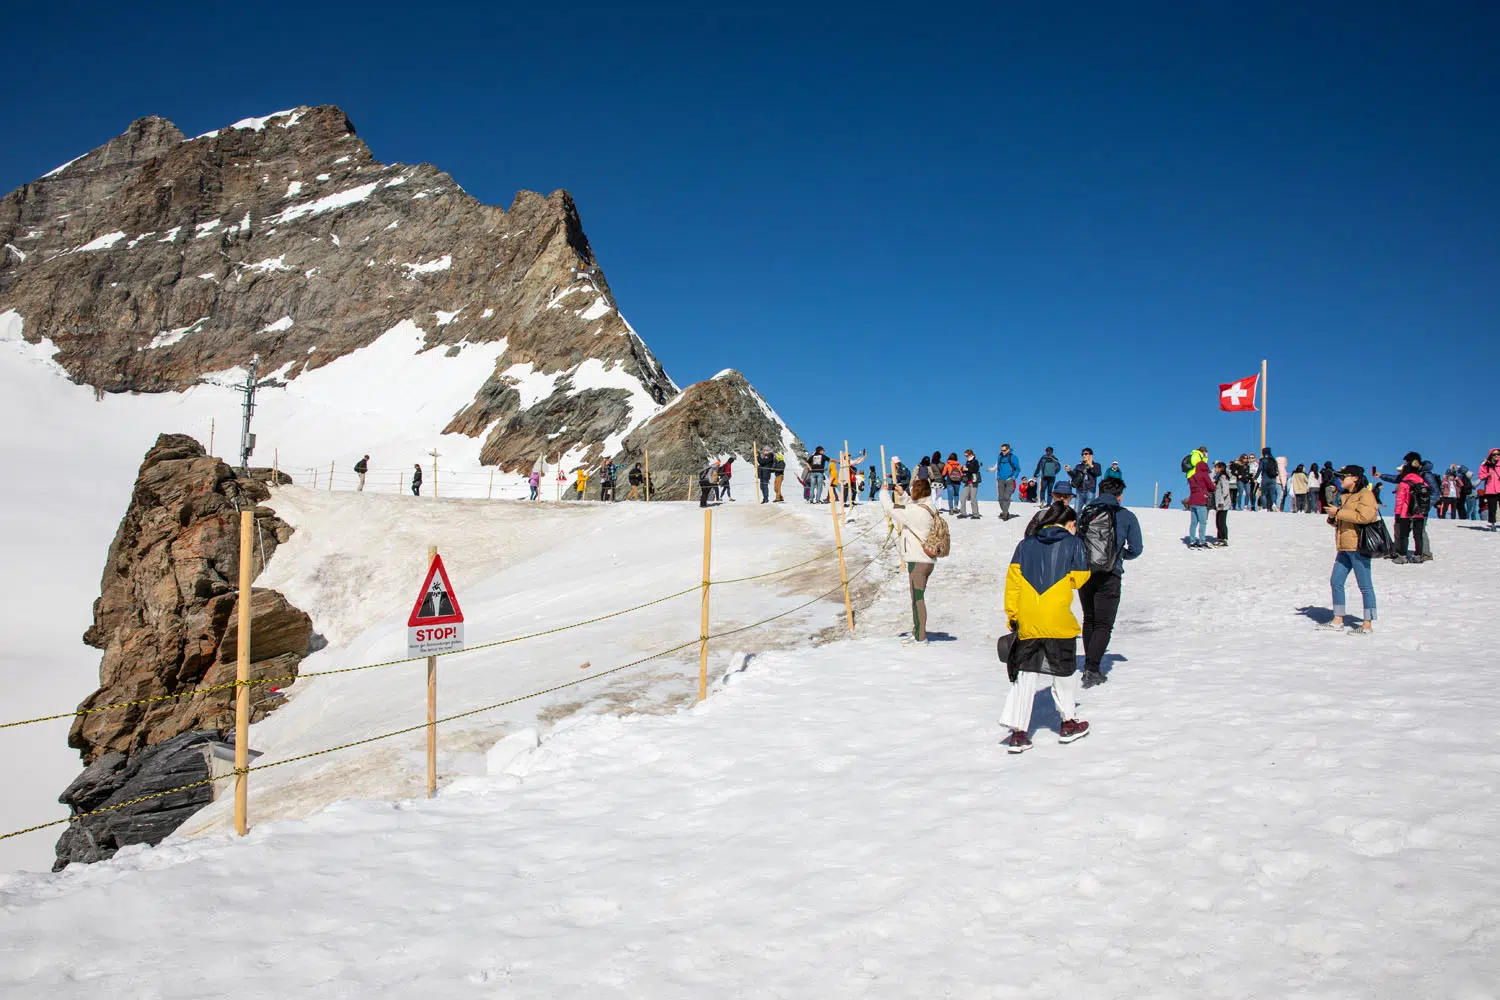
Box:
[757,447,775,503]
[958,449,983,519]
[1068,449,1102,511]
[411,463,423,497]
[354,455,369,492]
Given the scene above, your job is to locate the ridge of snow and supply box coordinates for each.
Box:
[578,298,613,321]
[499,362,562,411]
[146,318,208,350]
[261,316,294,333]
[40,153,85,178]
[195,109,303,140]
[3,243,26,263]
[401,255,452,277]
[76,232,127,252]
[194,219,221,239]
[267,182,381,226]
[435,309,461,327]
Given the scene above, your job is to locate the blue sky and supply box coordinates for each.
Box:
[4,1,1497,491]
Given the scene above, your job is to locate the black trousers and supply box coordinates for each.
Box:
[1215,509,1229,541]
[1078,572,1122,671]
[1487,493,1500,525]
[1394,516,1426,556]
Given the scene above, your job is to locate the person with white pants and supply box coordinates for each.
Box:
[1000,669,1079,735]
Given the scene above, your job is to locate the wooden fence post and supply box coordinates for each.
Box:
[234,510,253,836]
[879,445,889,524]
[327,460,334,491]
[487,468,494,500]
[209,417,215,456]
[272,449,278,489]
[426,545,438,798]
[831,459,855,633]
[312,467,318,490]
[698,509,712,701]
[429,448,440,499]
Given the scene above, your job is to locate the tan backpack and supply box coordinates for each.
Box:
[905,503,950,559]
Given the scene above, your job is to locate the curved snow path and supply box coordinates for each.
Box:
[2,506,1497,997]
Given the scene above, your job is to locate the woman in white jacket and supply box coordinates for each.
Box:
[880,478,939,642]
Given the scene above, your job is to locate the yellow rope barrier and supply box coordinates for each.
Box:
[0,533,896,845]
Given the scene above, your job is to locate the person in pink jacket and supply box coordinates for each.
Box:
[1477,448,1500,531]
[1185,447,1213,549]
[1392,461,1431,562]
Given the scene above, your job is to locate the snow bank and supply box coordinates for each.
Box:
[267,182,381,225]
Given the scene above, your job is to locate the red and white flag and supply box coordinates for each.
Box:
[1218,374,1259,412]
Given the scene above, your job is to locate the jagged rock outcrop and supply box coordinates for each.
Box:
[616,370,807,500]
[0,106,676,469]
[71,433,311,759]
[55,433,315,867]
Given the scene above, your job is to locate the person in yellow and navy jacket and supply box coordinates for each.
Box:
[999,501,1092,754]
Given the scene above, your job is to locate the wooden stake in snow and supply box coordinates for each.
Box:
[698,509,712,702]
[209,417,215,457]
[429,448,440,499]
[426,544,438,798]
[328,460,334,492]
[879,445,890,530]
[234,510,253,837]
[832,451,854,633]
[487,468,494,500]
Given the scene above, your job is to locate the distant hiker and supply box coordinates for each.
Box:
[1075,476,1143,688]
[991,444,1020,520]
[1102,461,1123,484]
[1068,448,1101,512]
[1375,452,1436,560]
[699,460,720,508]
[757,447,775,503]
[719,457,735,501]
[1260,448,1280,511]
[843,450,867,507]
[1324,465,1379,632]
[1290,464,1310,513]
[1033,447,1062,505]
[867,464,882,499]
[1211,461,1233,546]
[411,463,423,497]
[1480,448,1500,530]
[999,501,1092,754]
[627,462,645,501]
[941,452,964,513]
[599,462,619,502]
[574,467,589,498]
[806,447,830,504]
[772,450,787,502]
[1018,478,1033,503]
[958,449,982,519]
[529,467,541,501]
[1392,458,1431,563]
[354,455,369,492]
[914,455,932,488]
[880,478,947,643]
[1185,447,1212,548]
[893,456,911,491]
[1159,490,1172,509]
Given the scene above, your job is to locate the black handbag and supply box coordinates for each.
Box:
[1357,518,1393,558]
[996,633,1015,665]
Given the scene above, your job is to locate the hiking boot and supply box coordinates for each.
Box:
[1081,669,1107,688]
[1058,719,1090,744]
[1002,730,1033,754]
[955,513,970,519]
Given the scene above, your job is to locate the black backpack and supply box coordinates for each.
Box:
[1407,478,1432,517]
[1263,457,1279,478]
[1181,454,1195,474]
[1077,502,1121,573]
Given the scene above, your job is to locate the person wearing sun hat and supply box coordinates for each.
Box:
[1324,464,1380,633]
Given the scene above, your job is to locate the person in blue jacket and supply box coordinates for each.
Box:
[991,444,1021,520]
[1102,461,1123,483]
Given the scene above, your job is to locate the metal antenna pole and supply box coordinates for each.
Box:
[239,354,259,476]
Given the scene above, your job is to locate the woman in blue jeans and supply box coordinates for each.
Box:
[1325,465,1379,632]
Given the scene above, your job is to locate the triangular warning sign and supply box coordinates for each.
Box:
[408,553,464,627]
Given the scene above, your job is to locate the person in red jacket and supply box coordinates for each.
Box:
[1185,447,1213,548]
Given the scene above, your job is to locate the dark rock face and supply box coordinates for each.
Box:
[0,106,676,469]
[616,371,807,500]
[53,731,219,870]
[70,433,311,760]
[55,433,314,867]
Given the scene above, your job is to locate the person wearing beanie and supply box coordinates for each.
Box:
[1076,476,1143,687]
[1324,464,1379,632]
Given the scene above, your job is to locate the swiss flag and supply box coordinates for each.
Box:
[1218,375,1259,412]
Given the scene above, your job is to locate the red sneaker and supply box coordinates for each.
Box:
[1002,730,1033,754]
[1059,719,1090,744]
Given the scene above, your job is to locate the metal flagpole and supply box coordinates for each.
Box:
[1259,358,1268,453]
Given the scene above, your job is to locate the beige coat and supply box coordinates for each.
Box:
[1330,486,1378,551]
[880,491,937,564]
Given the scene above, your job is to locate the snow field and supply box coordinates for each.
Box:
[2,504,1497,997]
